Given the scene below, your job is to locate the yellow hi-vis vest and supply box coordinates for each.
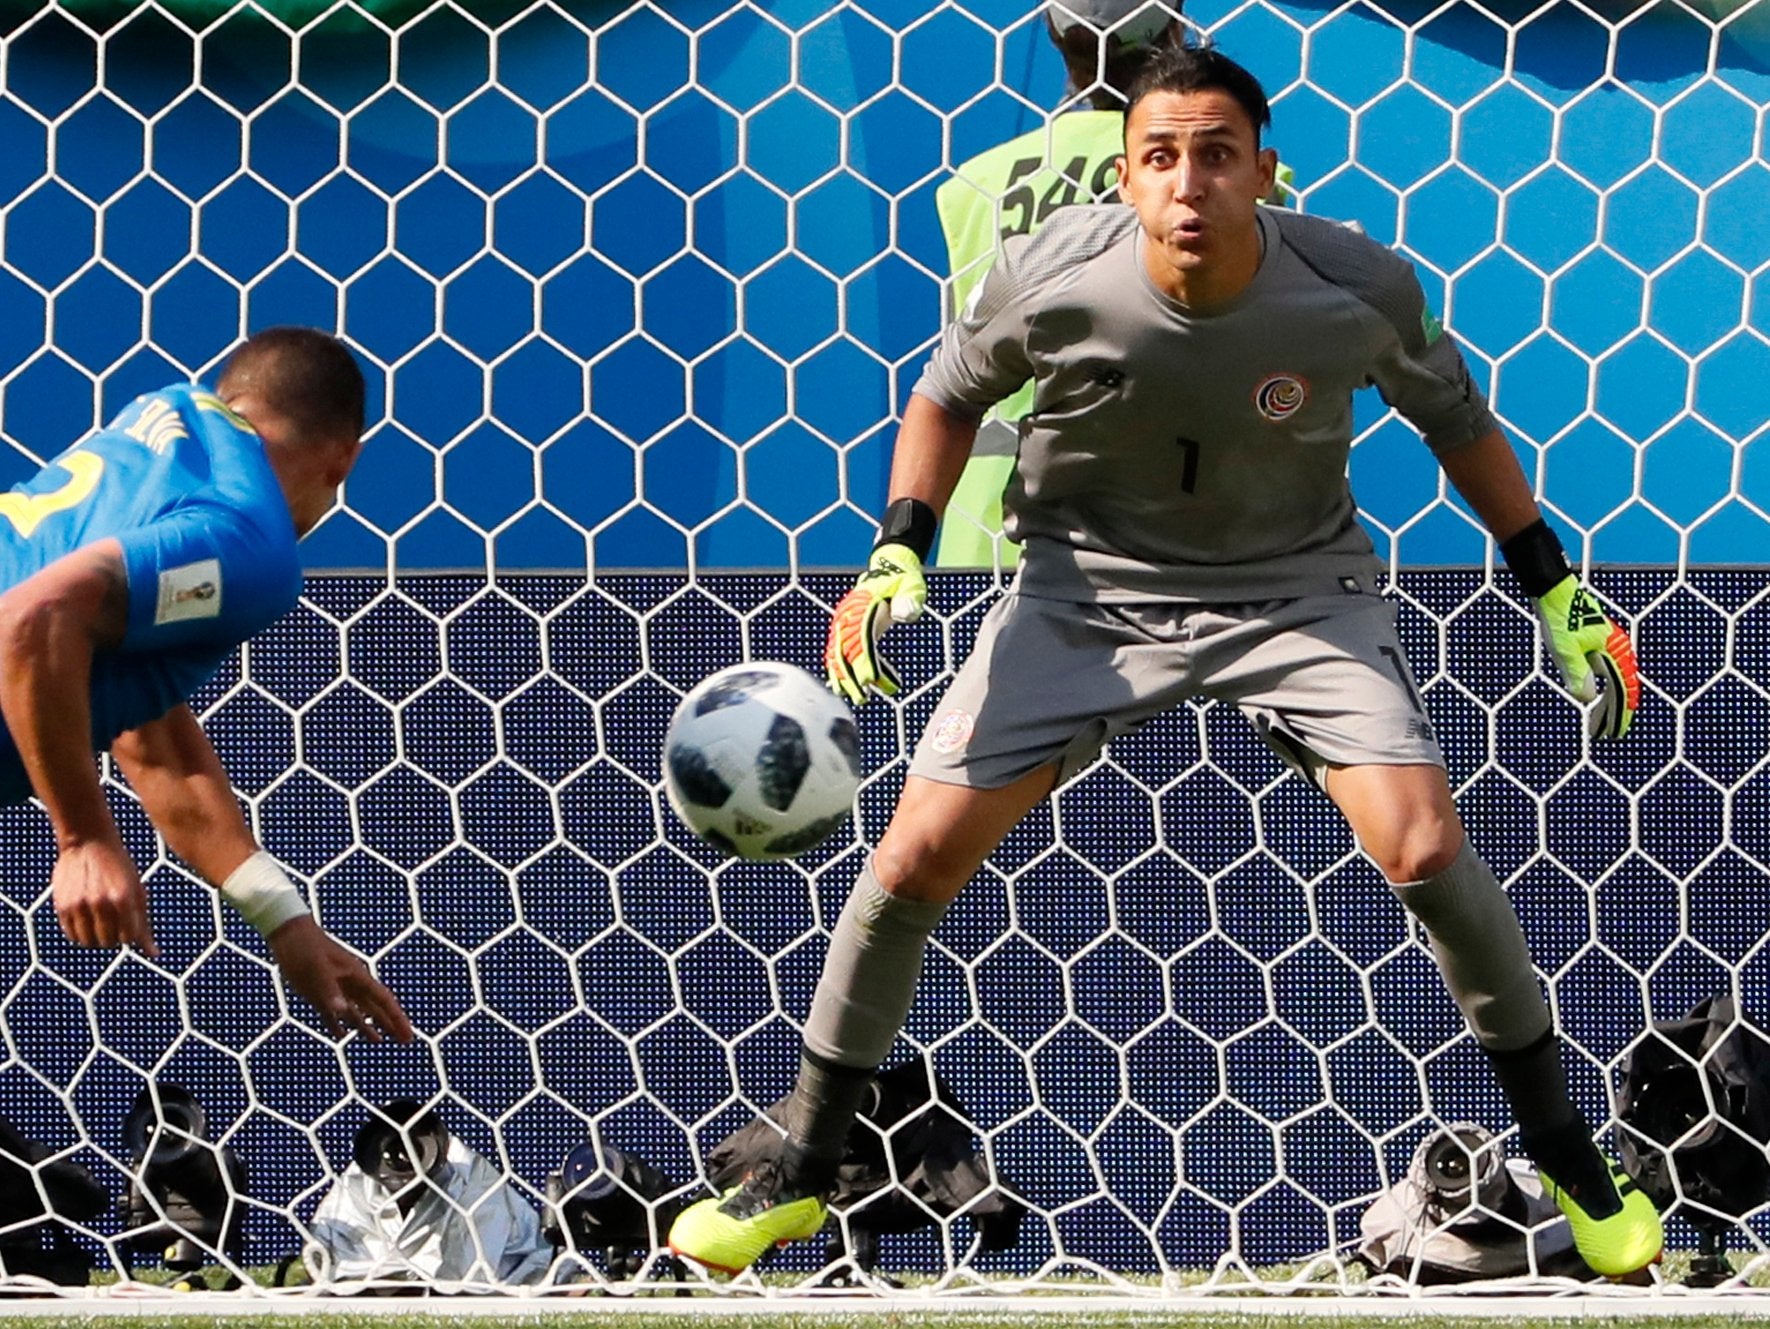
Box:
[932,111,1127,569]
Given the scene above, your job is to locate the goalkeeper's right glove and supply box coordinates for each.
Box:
[825,541,926,705]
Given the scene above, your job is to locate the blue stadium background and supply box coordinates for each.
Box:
[0,0,1765,1282]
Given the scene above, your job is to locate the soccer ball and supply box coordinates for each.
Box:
[663,661,863,860]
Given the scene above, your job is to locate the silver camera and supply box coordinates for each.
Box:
[1414,1122,1514,1220]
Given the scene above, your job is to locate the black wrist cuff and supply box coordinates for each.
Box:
[874,497,937,561]
[1499,518,1572,598]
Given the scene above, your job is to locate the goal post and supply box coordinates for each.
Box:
[0,0,1764,1297]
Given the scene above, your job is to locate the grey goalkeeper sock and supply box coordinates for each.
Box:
[787,862,949,1162]
[1389,839,1576,1135]
[784,1054,875,1174]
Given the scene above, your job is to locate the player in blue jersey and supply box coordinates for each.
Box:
[0,326,412,1043]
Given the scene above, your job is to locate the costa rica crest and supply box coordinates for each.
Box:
[1253,372,1309,422]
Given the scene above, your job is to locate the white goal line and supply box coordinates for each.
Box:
[2,1287,1770,1319]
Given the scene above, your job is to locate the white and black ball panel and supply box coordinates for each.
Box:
[662,660,863,861]
[665,741,733,809]
[755,713,811,812]
[694,668,779,714]
[764,809,852,858]
[827,715,862,780]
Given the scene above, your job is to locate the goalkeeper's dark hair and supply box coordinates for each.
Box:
[1124,41,1271,146]
[217,326,366,445]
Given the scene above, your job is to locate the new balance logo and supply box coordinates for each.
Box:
[1405,718,1436,743]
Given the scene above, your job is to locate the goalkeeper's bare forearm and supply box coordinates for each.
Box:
[885,393,982,519]
[1434,426,1543,544]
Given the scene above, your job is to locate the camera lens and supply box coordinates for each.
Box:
[124,1085,208,1171]
[1428,1146,1468,1188]
[1420,1125,1493,1201]
[354,1100,448,1190]
[375,1140,415,1184]
[560,1142,624,1204]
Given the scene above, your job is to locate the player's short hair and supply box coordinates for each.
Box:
[1046,0,1177,47]
[1123,42,1272,145]
[1045,1,1183,109]
[216,327,366,445]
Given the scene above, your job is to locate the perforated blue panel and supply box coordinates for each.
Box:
[1,567,1762,1275]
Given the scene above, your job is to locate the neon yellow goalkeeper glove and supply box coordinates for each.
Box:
[825,542,927,705]
[1535,575,1640,741]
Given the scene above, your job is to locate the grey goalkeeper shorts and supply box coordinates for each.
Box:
[909,587,1444,789]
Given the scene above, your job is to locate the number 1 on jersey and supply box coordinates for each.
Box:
[1174,436,1200,494]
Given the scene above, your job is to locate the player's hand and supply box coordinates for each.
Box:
[51,838,158,955]
[267,915,414,1043]
[824,542,927,704]
[1535,574,1640,740]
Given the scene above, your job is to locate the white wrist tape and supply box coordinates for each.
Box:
[220,851,311,938]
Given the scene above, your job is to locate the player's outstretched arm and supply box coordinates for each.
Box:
[1438,429,1640,740]
[825,394,979,703]
[0,540,156,953]
[262,916,415,1044]
[113,707,414,1042]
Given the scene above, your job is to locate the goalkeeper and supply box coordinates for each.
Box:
[671,42,1654,1278]
[0,327,411,1044]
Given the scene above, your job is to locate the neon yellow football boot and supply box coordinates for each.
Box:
[1538,1154,1663,1277]
[668,1163,828,1276]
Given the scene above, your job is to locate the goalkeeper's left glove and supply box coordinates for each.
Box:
[1534,575,1640,740]
[1501,519,1641,741]
[824,499,936,705]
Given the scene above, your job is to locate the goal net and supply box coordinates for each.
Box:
[0,0,1765,1299]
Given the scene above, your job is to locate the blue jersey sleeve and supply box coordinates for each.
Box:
[111,505,303,655]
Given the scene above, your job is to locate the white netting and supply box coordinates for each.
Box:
[0,0,1763,1302]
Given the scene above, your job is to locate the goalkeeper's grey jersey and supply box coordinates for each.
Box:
[913,203,1497,603]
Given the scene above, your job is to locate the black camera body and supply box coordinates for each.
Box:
[0,1115,106,1285]
[543,1142,684,1278]
[353,1099,451,1217]
[117,1084,246,1274]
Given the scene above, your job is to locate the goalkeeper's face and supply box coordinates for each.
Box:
[1116,88,1278,301]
